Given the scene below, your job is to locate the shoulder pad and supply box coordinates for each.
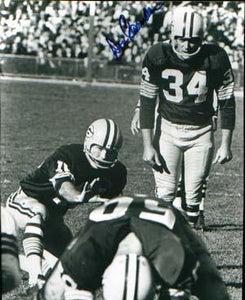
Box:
[146,42,171,65]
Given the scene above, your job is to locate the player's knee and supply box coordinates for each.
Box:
[6,190,47,229]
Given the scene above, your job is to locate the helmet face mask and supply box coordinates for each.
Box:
[88,144,119,168]
[84,119,123,169]
[172,36,202,59]
[170,7,204,60]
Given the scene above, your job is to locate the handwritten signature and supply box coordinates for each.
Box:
[106,3,164,60]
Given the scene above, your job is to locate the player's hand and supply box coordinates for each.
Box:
[77,178,101,203]
[212,146,233,164]
[131,110,140,135]
[88,196,108,203]
[143,146,169,174]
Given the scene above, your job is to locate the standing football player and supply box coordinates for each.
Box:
[5,118,127,289]
[131,97,218,229]
[139,7,235,227]
[34,194,230,300]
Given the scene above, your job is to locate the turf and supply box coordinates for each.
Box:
[1,80,243,299]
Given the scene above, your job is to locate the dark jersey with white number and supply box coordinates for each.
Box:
[61,195,208,291]
[140,42,235,129]
[20,144,127,214]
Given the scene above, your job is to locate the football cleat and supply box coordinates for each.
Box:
[84,119,123,169]
[170,7,204,60]
[102,253,155,300]
[195,211,205,231]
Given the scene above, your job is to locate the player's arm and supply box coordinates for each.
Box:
[213,50,236,165]
[59,179,100,203]
[131,99,140,135]
[47,149,99,203]
[140,51,167,172]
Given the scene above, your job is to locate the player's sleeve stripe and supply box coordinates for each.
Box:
[24,225,43,237]
[141,79,158,89]
[218,82,234,92]
[218,87,234,94]
[49,171,75,190]
[218,89,234,96]
[218,94,234,100]
[218,93,234,100]
[140,79,158,99]
[140,90,157,98]
[217,82,234,100]
[23,236,43,257]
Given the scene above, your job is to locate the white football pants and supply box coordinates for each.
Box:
[153,117,214,214]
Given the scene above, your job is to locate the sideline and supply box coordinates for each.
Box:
[0,75,243,98]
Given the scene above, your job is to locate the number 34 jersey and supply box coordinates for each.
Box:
[61,195,208,290]
[140,42,235,129]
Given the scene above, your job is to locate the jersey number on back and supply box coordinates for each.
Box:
[89,197,176,230]
[162,69,207,103]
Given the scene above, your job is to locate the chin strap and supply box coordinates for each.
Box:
[84,150,115,169]
[172,40,202,60]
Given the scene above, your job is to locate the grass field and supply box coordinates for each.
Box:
[1,79,243,300]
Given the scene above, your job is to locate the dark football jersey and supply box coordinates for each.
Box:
[60,195,208,290]
[20,144,127,214]
[140,42,235,129]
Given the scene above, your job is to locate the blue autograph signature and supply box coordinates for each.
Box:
[106,3,164,60]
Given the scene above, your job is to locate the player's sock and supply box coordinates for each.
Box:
[186,203,199,227]
[173,181,186,214]
[23,214,44,285]
[199,179,207,212]
[42,250,58,277]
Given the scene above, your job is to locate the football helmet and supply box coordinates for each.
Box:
[84,119,123,169]
[102,254,155,300]
[170,7,204,60]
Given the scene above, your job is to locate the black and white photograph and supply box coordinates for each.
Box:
[1,1,244,299]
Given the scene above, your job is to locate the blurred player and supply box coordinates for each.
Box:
[1,206,21,293]
[140,7,235,227]
[34,194,230,300]
[5,118,127,288]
